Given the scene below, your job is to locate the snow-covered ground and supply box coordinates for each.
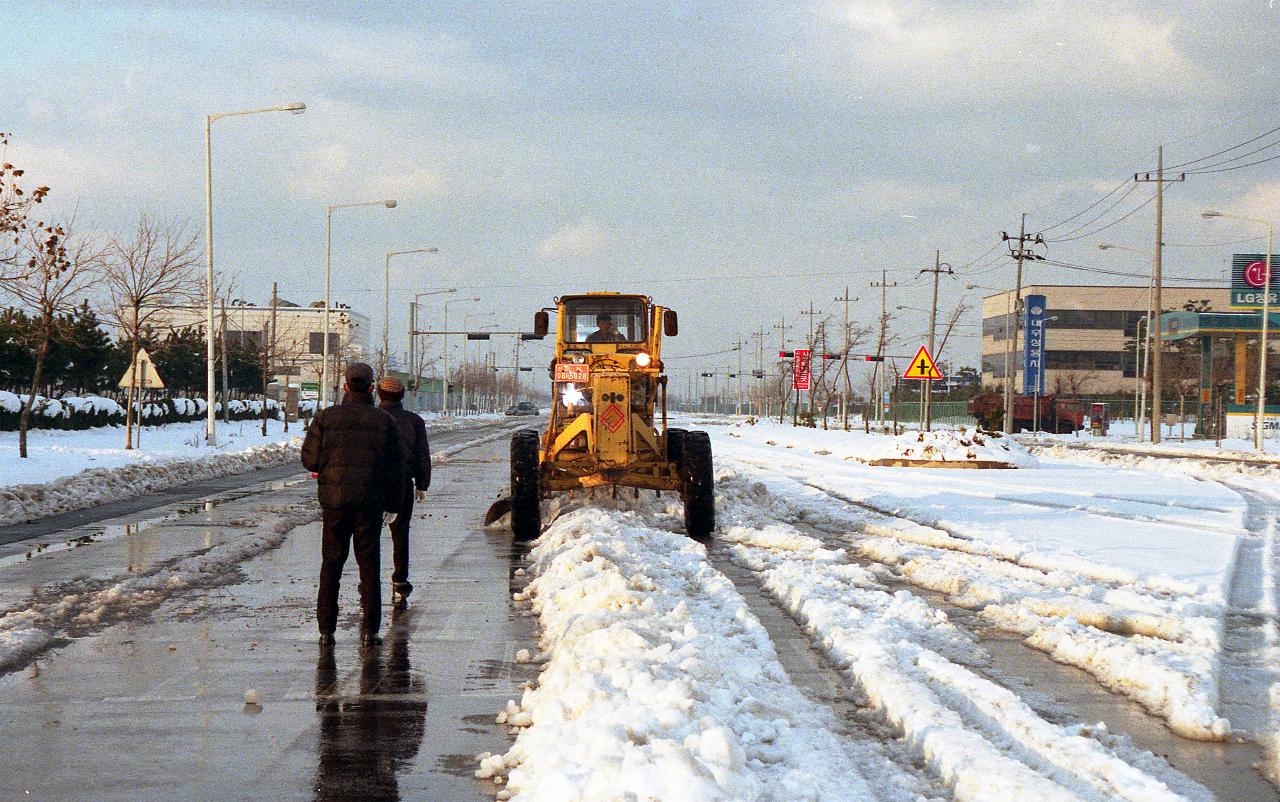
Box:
[485,414,1279,799]
[0,419,299,488]
[486,491,1212,800]
[0,412,510,524]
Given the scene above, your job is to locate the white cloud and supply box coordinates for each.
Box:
[1227,180,1280,224]
[283,142,448,204]
[828,178,968,219]
[816,0,1205,100]
[537,219,612,260]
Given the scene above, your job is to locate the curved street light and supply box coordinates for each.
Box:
[383,247,438,373]
[1203,209,1273,450]
[322,199,397,405]
[204,102,306,446]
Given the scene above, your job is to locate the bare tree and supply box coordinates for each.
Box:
[4,216,105,457]
[0,133,52,283]
[103,216,202,448]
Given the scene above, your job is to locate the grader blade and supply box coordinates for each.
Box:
[483,495,513,525]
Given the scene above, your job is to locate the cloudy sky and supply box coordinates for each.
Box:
[4,1,1280,385]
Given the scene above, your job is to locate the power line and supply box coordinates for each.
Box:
[1186,151,1280,175]
[1036,177,1134,233]
[1043,193,1157,243]
[1041,258,1222,283]
[1162,123,1280,171]
[1044,182,1139,241]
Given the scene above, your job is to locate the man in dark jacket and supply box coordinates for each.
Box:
[376,376,431,606]
[301,362,405,646]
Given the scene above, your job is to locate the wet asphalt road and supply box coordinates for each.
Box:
[0,420,537,801]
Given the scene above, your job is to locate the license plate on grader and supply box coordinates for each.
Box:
[484,292,715,541]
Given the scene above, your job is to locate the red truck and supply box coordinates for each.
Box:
[967,393,1086,433]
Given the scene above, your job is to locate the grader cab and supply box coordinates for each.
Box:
[494,292,714,541]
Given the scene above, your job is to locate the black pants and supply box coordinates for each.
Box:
[389,481,414,588]
[317,507,383,635]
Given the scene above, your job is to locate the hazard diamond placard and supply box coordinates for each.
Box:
[902,345,941,381]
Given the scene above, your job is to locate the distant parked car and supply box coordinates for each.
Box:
[505,401,539,416]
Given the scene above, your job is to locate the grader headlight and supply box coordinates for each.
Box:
[634,352,651,368]
[561,383,585,410]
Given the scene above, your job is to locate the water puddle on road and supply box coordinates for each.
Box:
[0,490,255,570]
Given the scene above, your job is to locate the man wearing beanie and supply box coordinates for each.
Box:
[301,362,405,647]
[375,376,432,607]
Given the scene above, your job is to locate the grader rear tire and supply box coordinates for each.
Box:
[682,431,715,539]
[510,429,542,542]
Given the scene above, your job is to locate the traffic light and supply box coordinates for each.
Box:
[863,355,884,362]
[466,333,491,340]
[700,372,713,377]
[779,351,794,358]
[520,333,544,340]
[820,353,840,360]
[752,370,764,378]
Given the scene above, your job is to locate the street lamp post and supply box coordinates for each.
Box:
[1203,210,1273,450]
[408,288,457,399]
[383,248,438,375]
[323,199,397,406]
[462,312,496,415]
[442,296,479,415]
[204,102,305,446]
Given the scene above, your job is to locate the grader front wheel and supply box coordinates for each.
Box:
[682,431,715,538]
[510,429,542,542]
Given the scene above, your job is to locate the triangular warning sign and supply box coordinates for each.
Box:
[117,347,166,389]
[902,345,941,381]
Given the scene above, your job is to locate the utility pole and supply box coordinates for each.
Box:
[735,335,744,415]
[220,295,231,424]
[773,317,789,423]
[920,252,953,431]
[407,301,416,393]
[870,270,897,428]
[1000,215,1044,434]
[1135,146,1185,443]
[262,282,277,436]
[800,302,822,421]
[834,287,857,428]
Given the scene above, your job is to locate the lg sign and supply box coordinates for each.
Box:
[1245,260,1270,288]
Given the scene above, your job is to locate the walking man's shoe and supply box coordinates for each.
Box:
[361,630,382,649]
[318,632,335,648]
[392,581,413,608]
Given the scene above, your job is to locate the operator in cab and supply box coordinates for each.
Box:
[585,313,622,343]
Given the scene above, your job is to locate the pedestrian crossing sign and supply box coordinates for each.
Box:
[902,345,941,381]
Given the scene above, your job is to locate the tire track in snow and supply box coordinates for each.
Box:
[1217,484,1280,784]
[727,467,1233,741]
[701,477,1209,802]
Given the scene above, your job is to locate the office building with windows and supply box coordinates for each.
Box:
[980,284,1229,395]
[139,299,370,396]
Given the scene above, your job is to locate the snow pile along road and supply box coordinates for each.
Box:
[715,476,1209,801]
[481,502,929,802]
[0,438,303,524]
[719,418,1037,468]
[862,427,1037,467]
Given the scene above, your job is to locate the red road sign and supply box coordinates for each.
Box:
[793,349,811,390]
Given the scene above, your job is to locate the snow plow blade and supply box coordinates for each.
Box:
[483,495,512,526]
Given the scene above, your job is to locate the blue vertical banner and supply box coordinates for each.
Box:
[1023,294,1047,395]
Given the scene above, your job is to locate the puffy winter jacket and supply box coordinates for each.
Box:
[301,390,405,511]
[378,399,432,491]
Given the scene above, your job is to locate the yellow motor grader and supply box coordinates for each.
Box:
[487,292,714,541]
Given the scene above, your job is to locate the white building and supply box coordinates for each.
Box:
[141,299,370,398]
